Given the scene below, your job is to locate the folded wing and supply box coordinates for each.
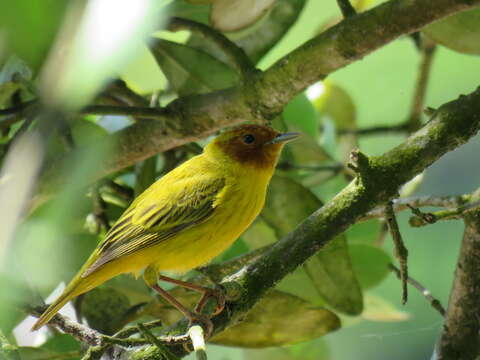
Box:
[82,176,226,277]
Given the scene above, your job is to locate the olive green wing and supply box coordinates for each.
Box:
[82,177,226,277]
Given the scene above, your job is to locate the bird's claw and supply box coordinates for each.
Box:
[195,286,226,316]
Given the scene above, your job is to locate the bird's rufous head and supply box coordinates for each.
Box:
[207,124,299,169]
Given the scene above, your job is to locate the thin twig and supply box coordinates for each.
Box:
[81,105,169,119]
[407,38,437,132]
[385,201,409,304]
[409,199,480,227]
[360,195,469,222]
[388,264,446,316]
[168,17,256,79]
[336,0,357,17]
[92,184,111,233]
[277,162,344,173]
[138,324,180,360]
[338,123,409,136]
[0,100,36,116]
[103,79,149,107]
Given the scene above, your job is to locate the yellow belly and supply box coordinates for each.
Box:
[150,182,266,272]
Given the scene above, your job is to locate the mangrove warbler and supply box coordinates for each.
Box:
[32,124,299,332]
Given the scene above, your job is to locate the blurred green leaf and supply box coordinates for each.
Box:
[216,238,250,262]
[17,346,79,360]
[0,1,69,70]
[166,0,210,25]
[282,94,318,137]
[149,39,239,96]
[210,0,277,33]
[423,7,480,55]
[0,82,22,108]
[275,266,326,306]
[311,81,357,162]
[82,287,131,335]
[0,273,34,334]
[235,0,306,63]
[349,244,391,289]
[304,236,363,315]
[242,219,277,249]
[243,339,331,360]
[285,131,330,168]
[135,156,157,197]
[362,294,410,322]
[346,220,382,244]
[312,81,356,130]
[262,175,321,237]
[184,0,305,69]
[212,290,340,347]
[42,334,80,354]
[0,56,34,106]
[46,118,109,159]
[262,175,363,314]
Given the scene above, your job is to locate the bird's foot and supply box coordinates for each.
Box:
[187,311,214,339]
[195,286,226,316]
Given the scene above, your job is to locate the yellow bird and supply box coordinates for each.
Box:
[32,124,299,332]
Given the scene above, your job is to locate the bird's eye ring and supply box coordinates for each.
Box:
[243,134,255,144]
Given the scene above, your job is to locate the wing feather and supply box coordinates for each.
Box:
[82,176,226,277]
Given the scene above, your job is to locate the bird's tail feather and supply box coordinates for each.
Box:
[31,289,75,331]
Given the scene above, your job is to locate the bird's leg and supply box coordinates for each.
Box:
[143,267,214,339]
[157,275,225,316]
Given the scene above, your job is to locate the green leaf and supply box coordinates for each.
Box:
[17,347,65,360]
[149,39,239,96]
[311,81,357,162]
[242,218,277,249]
[304,235,363,315]
[210,0,277,33]
[349,244,391,289]
[262,175,321,237]
[166,0,210,25]
[346,219,382,245]
[216,238,250,262]
[82,287,131,335]
[135,156,157,197]
[42,334,80,353]
[243,339,331,360]
[169,0,305,65]
[46,118,109,159]
[211,290,340,347]
[0,1,69,70]
[282,93,318,137]
[262,175,363,315]
[362,294,410,322]
[0,56,34,106]
[235,0,306,63]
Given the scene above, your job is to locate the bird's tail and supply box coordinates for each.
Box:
[31,288,76,331]
[31,272,94,331]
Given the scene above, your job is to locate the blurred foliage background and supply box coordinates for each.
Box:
[0,0,479,359]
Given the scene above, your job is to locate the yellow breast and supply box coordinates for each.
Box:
[150,164,271,272]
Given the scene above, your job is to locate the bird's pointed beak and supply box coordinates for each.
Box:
[266,132,301,145]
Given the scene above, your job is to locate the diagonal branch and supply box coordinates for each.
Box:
[38,0,480,190]
[124,86,480,358]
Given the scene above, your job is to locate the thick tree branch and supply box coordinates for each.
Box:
[38,0,480,188]
[126,87,480,358]
[437,191,480,360]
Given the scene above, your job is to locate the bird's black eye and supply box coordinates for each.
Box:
[243,134,255,144]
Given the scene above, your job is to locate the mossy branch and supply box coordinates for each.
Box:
[122,86,480,359]
[437,189,480,359]
[36,0,480,190]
